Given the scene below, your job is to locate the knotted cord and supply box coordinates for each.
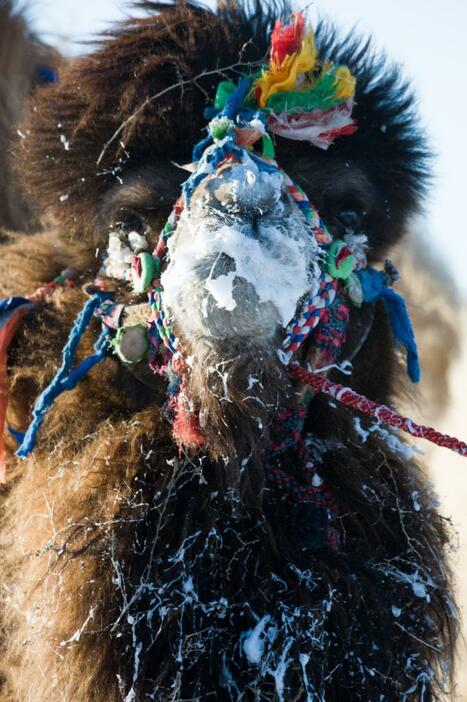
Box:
[288,363,467,457]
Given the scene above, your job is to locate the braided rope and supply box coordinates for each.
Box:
[283,275,338,355]
[149,164,338,363]
[288,363,467,457]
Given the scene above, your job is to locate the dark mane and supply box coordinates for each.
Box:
[17,0,428,239]
[316,21,430,208]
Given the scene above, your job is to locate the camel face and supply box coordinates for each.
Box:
[161,160,322,353]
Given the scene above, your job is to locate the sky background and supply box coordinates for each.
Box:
[28,0,467,297]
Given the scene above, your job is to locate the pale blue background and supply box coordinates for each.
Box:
[29,0,467,296]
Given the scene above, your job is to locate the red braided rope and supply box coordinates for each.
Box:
[288,363,467,457]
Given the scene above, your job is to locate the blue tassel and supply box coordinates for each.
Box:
[358,268,420,383]
[222,77,252,120]
[16,293,113,458]
[192,77,253,163]
[192,132,213,164]
[381,288,420,383]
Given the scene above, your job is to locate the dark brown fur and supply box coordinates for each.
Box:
[0,3,458,700]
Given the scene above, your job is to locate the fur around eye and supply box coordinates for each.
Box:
[336,208,364,230]
[115,214,146,237]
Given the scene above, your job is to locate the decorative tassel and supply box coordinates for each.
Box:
[358,268,420,383]
[270,11,306,67]
[16,293,112,458]
[255,14,316,108]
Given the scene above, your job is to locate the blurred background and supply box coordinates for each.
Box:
[5,0,467,697]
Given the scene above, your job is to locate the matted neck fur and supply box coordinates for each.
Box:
[0,2,457,701]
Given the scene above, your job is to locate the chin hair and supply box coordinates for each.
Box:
[184,338,291,494]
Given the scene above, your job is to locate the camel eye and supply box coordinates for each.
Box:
[336,208,361,230]
[116,214,146,236]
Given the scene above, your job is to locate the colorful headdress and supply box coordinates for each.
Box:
[202,11,357,153]
[255,12,357,148]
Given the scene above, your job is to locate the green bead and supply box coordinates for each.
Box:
[112,325,148,364]
[131,252,156,294]
[327,240,357,280]
[345,272,363,307]
[152,257,160,278]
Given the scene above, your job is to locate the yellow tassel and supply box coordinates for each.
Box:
[333,66,356,101]
[255,31,317,108]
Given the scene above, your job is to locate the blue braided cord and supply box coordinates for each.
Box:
[16,293,113,458]
[192,133,213,165]
[62,327,111,390]
[12,328,111,448]
[8,427,25,443]
[358,268,420,383]
[185,135,242,205]
[249,152,279,173]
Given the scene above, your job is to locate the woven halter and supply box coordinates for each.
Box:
[1,12,466,486]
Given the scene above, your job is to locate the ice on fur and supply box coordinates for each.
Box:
[161,160,322,349]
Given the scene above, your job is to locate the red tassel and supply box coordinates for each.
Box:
[270,12,305,67]
[171,391,205,450]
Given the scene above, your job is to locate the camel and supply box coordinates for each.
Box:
[0,2,458,700]
[0,0,59,232]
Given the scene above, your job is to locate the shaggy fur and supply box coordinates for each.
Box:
[0,2,458,701]
[0,1,59,232]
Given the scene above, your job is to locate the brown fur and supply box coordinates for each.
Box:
[393,233,461,423]
[0,1,60,232]
[0,3,458,700]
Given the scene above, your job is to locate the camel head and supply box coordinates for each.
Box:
[16,2,429,460]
